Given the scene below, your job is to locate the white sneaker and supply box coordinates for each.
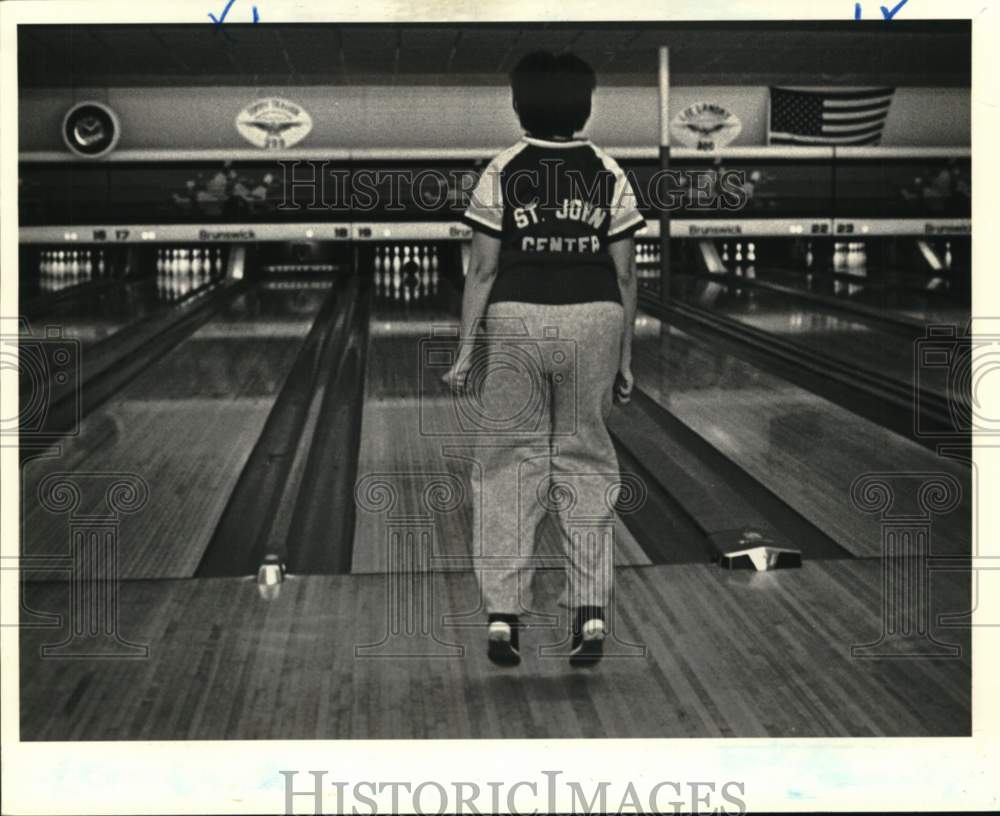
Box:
[487,621,521,667]
[569,618,605,667]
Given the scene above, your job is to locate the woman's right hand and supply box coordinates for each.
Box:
[442,348,473,393]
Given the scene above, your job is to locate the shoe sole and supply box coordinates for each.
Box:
[488,638,521,667]
[569,633,605,668]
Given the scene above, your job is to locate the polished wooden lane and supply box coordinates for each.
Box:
[21,285,327,579]
[631,314,971,558]
[20,559,970,740]
[351,288,652,575]
[22,277,161,349]
[746,265,970,327]
[673,276,949,397]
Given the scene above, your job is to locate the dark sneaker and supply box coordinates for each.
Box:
[569,618,605,667]
[487,620,521,667]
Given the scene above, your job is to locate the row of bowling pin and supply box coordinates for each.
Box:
[373,244,440,275]
[937,240,954,271]
[636,243,660,265]
[37,249,106,289]
[157,271,210,302]
[374,266,440,302]
[832,241,867,272]
[721,242,757,266]
[156,247,226,277]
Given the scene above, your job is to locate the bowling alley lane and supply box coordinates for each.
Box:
[629,312,970,558]
[18,556,969,739]
[671,275,951,398]
[350,271,653,576]
[744,264,971,327]
[21,281,331,579]
[21,275,162,349]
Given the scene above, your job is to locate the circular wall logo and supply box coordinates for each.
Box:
[236,97,313,150]
[671,102,742,151]
[62,101,121,158]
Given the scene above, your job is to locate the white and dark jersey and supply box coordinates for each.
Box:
[462,136,645,305]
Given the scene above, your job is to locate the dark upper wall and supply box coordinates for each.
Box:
[18,21,971,89]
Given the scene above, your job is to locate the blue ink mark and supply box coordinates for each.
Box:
[879,0,909,19]
[208,0,237,26]
[252,5,260,23]
[855,2,862,18]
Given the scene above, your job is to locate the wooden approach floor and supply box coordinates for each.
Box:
[20,559,970,740]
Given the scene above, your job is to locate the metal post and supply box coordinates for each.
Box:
[658,46,671,304]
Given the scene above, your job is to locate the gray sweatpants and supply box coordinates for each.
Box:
[468,300,623,614]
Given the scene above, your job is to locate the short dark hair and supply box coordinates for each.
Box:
[509,51,596,139]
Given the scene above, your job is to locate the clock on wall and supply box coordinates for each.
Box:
[62,101,121,158]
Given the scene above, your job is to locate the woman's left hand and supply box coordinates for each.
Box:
[614,365,634,405]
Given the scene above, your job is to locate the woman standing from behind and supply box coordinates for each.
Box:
[443,51,645,668]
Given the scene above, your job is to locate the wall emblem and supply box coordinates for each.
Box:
[671,103,742,151]
[236,97,313,150]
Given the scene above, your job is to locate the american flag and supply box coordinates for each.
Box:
[768,87,895,146]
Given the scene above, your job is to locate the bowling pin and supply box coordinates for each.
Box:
[431,246,439,271]
[945,241,953,270]
[747,242,756,264]
[805,241,814,269]
[722,243,730,264]
[833,242,845,271]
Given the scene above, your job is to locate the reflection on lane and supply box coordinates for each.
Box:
[672,275,948,396]
[748,265,970,326]
[20,278,162,348]
[631,311,970,557]
[21,282,329,579]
